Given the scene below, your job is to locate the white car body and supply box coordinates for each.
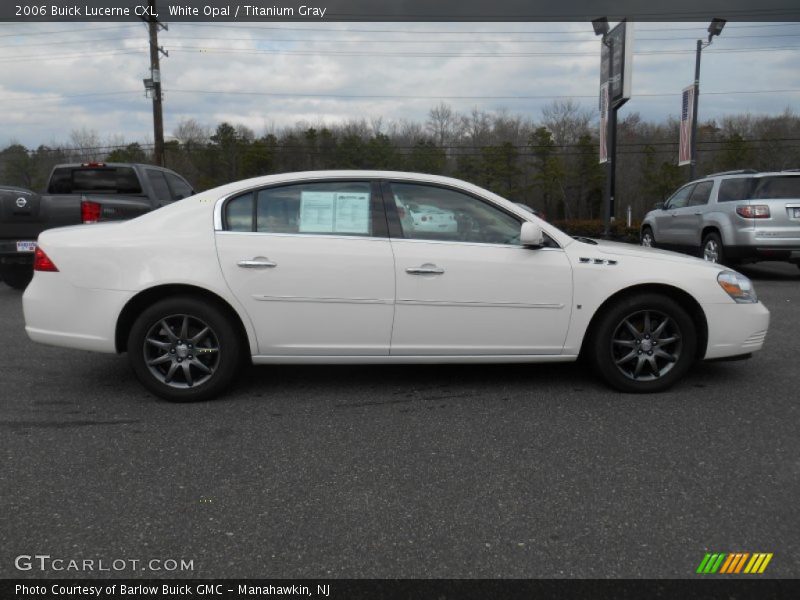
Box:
[22,171,769,399]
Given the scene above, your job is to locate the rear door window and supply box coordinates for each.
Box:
[146,169,172,202]
[688,181,713,206]
[224,181,384,237]
[165,172,194,200]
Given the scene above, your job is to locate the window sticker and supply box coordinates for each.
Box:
[299,191,370,234]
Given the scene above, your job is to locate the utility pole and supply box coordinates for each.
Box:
[143,0,168,166]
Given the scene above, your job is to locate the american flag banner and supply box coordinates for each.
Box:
[599,83,609,164]
[679,85,695,166]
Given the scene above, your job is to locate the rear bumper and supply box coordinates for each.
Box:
[703,301,770,360]
[0,247,35,266]
[22,272,132,353]
[725,245,800,261]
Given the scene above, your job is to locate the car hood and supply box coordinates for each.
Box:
[571,238,726,270]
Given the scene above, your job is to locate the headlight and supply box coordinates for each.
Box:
[717,271,758,303]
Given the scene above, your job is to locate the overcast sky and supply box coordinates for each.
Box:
[0,20,799,149]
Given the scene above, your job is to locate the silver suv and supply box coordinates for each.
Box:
[641,170,800,268]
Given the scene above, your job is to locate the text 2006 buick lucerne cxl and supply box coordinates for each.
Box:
[22,171,770,402]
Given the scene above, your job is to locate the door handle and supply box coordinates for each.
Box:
[693,211,703,215]
[406,264,445,275]
[237,258,277,269]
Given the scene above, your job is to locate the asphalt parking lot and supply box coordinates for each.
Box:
[1,262,798,579]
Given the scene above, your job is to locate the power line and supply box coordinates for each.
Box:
[0,24,138,38]
[162,88,800,100]
[2,87,799,106]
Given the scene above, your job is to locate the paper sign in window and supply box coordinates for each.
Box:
[299,191,369,234]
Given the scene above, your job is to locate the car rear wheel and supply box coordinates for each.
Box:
[127,296,243,402]
[590,293,697,393]
[702,232,724,264]
[1,266,33,290]
[640,227,655,248]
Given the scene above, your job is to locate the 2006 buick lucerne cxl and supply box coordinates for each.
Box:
[23,171,770,402]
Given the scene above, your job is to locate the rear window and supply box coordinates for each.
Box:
[48,167,142,194]
[718,176,800,201]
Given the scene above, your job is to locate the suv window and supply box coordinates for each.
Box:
[146,169,172,201]
[665,184,694,210]
[688,181,713,207]
[48,167,142,194]
[717,178,752,202]
[165,172,193,200]
[391,183,521,244]
[718,176,800,201]
[224,181,380,236]
[753,176,800,199]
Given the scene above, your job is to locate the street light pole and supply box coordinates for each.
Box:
[689,38,702,181]
[689,18,725,180]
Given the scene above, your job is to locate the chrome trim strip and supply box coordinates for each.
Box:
[252,295,393,305]
[397,299,564,309]
[215,230,390,242]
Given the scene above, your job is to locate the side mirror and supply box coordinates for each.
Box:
[520,222,543,247]
[654,202,665,210]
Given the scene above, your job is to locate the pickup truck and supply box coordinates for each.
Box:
[0,162,194,289]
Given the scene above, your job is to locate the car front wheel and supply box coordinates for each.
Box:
[590,293,697,393]
[127,296,243,402]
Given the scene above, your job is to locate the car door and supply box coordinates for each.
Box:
[655,183,694,246]
[386,181,573,355]
[215,179,395,356]
[674,180,714,247]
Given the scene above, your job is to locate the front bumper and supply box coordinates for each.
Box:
[703,301,770,360]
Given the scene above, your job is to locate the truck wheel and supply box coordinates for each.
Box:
[590,293,697,393]
[641,227,656,248]
[702,233,724,264]
[127,296,243,402]
[1,267,33,290]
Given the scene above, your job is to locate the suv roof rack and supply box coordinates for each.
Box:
[703,169,759,178]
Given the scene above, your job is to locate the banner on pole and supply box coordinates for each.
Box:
[679,84,695,166]
[599,83,609,164]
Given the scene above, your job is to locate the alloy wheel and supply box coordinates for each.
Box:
[143,314,221,388]
[610,309,683,381]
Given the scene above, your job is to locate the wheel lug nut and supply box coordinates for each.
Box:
[638,350,642,354]
[648,351,653,355]
[188,355,193,359]
[177,358,182,363]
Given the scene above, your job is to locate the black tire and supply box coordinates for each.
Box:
[127,296,243,402]
[701,232,724,264]
[640,226,656,248]
[1,267,33,290]
[590,293,697,393]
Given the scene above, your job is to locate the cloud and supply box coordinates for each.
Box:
[0,21,798,148]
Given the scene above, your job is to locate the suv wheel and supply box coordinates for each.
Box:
[0,267,33,290]
[127,296,243,402]
[641,227,656,248]
[590,293,697,393]
[702,232,724,264]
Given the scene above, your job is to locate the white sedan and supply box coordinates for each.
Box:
[23,171,770,402]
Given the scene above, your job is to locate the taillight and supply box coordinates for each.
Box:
[33,247,58,272]
[81,200,102,223]
[736,205,770,218]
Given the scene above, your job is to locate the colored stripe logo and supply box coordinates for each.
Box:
[697,553,773,574]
